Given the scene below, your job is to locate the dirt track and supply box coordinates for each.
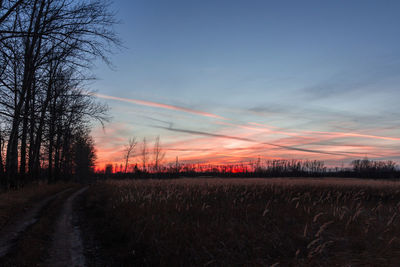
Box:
[45,187,88,267]
[0,188,72,258]
[0,186,91,266]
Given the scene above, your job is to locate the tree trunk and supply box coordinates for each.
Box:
[19,89,31,176]
[53,128,62,180]
[48,97,56,182]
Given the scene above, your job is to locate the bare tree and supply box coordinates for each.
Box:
[124,137,136,173]
[0,0,25,27]
[153,136,165,173]
[175,156,180,174]
[0,0,118,187]
[141,137,148,172]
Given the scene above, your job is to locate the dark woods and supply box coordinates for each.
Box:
[0,0,118,189]
[350,158,396,179]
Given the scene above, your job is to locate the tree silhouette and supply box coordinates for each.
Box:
[153,136,165,173]
[72,131,96,181]
[124,137,137,173]
[0,0,118,187]
[141,137,148,172]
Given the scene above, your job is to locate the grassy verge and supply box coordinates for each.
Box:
[0,182,74,230]
[84,178,400,266]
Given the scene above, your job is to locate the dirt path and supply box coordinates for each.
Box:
[45,186,88,267]
[0,188,72,257]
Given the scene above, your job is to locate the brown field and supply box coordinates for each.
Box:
[83,178,400,266]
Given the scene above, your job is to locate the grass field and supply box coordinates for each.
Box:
[83,178,400,266]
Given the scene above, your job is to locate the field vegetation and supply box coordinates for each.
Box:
[84,178,400,266]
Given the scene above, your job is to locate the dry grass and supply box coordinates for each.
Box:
[84,178,400,266]
[0,182,74,229]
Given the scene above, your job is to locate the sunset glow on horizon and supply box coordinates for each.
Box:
[92,93,400,171]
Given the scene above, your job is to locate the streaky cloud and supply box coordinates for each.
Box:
[165,148,214,152]
[301,61,400,99]
[153,125,360,157]
[306,130,400,142]
[139,115,174,128]
[95,93,225,120]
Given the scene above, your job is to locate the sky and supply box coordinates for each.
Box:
[90,0,400,170]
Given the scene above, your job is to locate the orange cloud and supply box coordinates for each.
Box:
[95,93,225,120]
[304,130,400,142]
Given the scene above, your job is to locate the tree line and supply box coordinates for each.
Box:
[0,0,118,188]
[103,137,399,179]
[350,158,396,178]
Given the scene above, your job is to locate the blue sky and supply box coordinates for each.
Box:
[91,0,400,168]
